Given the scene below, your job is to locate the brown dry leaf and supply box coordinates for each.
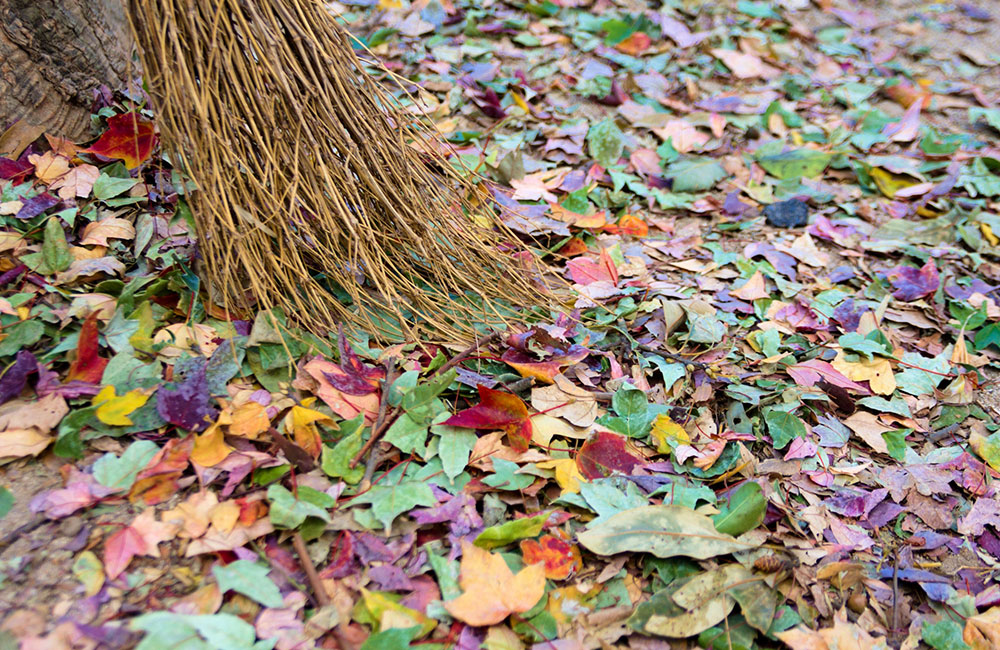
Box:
[27,151,71,184]
[153,323,220,358]
[443,541,546,627]
[191,425,235,467]
[965,606,1000,650]
[842,412,891,455]
[530,412,588,447]
[831,351,896,395]
[80,217,136,246]
[0,120,44,158]
[131,508,181,559]
[185,517,274,556]
[778,609,886,649]
[531,374,598,427]
[730,270,769,300]
[50,164,100,200]
[0,429,52,461]
[161,490,219,539]
[0,393,68,433]
[711,48,780,79]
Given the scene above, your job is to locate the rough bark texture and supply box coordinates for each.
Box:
[0,0,131,140]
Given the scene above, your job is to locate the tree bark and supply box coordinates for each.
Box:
[0,0,131,141]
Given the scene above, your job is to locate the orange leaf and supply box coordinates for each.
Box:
[444,541,546,626]
[615,32,652,56]
[66,312,109,383]
[604,214,648,238]
[82,113,157,169]
[520,534,582,580]
[129,436,192,505]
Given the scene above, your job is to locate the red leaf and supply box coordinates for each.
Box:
[104,525,146,580]
[615,32,652,56]
[66,312,108,383]
[445,385,533,452]
[576,431,646,479]
[565,248,618,286]
[82,113,157,169]
[323,327,385,396]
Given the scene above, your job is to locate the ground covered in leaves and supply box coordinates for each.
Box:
[2,0,1000,648]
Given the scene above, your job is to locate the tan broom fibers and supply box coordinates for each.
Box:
[126,0,552,342]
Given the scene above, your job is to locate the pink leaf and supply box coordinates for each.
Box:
[104,525,146,580]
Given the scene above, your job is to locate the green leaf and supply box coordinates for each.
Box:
[360,627,419,650]
[482,458,534,491]
[432,422,476,480]
[712,482,766,537]
[349,481,436,534]
[764,408,806,450]
[42,217,72,273]
[474,511,550,549]
[587,118,626,168]
[596,385,660,438]
[729,576,779,633]
[663,157,726,192]
[401,369,457,415]
[975,323,1000,350]
[922,618,971,650]
[838,332,891,359]
[578,505,755,559]
[320,415,365,484]
[267,484,331,530]
[383,412,429,455]
[882,429,910,462]
[0,320,44,357]
[0,487,12,519]
[755,145,831,180]
[895,352,951,396]
[970,107,1000,133]
[187,614,259,650]
[577,479,649,525]
[92,440,160,491]
[212,559,284,608]
[92,173,139,201]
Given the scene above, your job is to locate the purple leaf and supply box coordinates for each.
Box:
[884,259,939,302]
[15,192,60,220]
[156,359,217,432]
[0,350,37,405]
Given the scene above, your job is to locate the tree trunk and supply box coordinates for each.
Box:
[0,0,131,141]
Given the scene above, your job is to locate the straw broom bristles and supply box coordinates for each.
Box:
[126,0,552,342]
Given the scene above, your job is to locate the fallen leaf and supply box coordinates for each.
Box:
[520,534,582,580]
[80,218,136,247]
[93,386,149,426]
[82,112,157,169]
[445,385,533,452]
[443,541,546,626]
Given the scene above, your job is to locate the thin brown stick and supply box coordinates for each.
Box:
[431,331,501,378]
[292,531,330,608]
[349,361,398,470]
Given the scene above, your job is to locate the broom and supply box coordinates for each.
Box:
[126,0,551,343]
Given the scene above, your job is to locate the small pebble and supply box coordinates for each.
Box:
[763,199,810,228]
[58,516,83,538]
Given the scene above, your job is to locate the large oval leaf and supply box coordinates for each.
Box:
[629,564,749,637]
[577,505,755,558]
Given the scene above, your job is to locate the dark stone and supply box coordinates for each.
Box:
[763,199,810,228]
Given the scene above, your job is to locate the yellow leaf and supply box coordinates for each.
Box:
[128,302,155,354]
[870,167,922,199]
[229,402,270,439]
[650,413,691,453]
[982,223,999,246]
[444,541,546,627]
[286,404,336,458]
[537,458,585,494]
[832,351,896,395]
[191,425,234,467]
[93,386,149,426]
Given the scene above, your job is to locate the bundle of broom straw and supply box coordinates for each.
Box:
[127,0,549,342]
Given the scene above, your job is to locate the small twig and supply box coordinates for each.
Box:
[431,331,501,378]
[637,342,711,369]
[0,516,46,549]
[891,545,900,636]
[349,361,399,469]
[292,531,330,607]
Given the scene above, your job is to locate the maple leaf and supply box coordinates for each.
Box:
[93,385,149,426]
[444,385,533,451]
[519,534,582,580]
[576,431,647,479]
[82,112,157,169]
[65,312,109,384]
[104,525,146,580]
[883,259,939,302]
[444,541,546,626]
